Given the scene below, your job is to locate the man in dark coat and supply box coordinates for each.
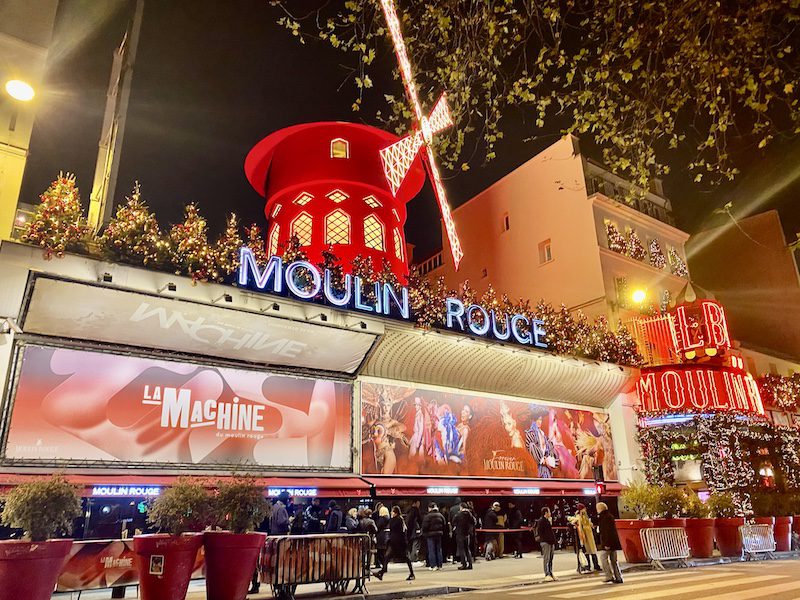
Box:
[421,503,446,569]
[536,506,557,581]
[597,502,623,584]
[483,502,501,560]
[270,499,290,535]
[304,498,324,534]
[406,499,423,562]
[449,498,462,563]
[507,501,523,558]
[325,500,345,533]
[452,503,476,570]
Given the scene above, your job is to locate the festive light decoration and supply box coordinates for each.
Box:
[649,238,666,269]
[758,373,800,412]
[626,229,647,261]
[668,247,689,277]
[605,221,626,254]
[22,173,89,259]
[168,204,217,282]
[244,223,269,264]
[213,213,243,278]
[378,0,464,269]
[775,426,800,489]
[99,182,168,266]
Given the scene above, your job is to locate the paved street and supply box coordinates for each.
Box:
[436,560,800,600]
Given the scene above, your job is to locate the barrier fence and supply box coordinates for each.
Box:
[639,527,690,570]
[740,524,776,561]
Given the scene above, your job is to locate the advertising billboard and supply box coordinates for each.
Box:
[4,345,353,469]
[361,382,616,480]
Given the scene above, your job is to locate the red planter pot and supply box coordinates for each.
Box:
[753,516,775,526]
[684,518,715,558]
[793,515,800,536]
[616,519,653,563]
[0,538,73,600]
[134,534,204,600]
[204,531,267,600]
[651,518,687,528]
[774,516,793,552]
[714,517,745,557]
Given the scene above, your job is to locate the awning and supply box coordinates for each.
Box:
[363,477,622,497]
[0,473,371,498]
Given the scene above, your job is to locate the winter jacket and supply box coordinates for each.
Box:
[358,516,377,541]
[375,515,390,549]
[421,509,446,537]
[406,506,422,540]
[507,508,523,529]
[388,515,408,554]
[598,511,622,551]
[304,504,324,533]
[325,509,345,533]
[536,516,556,545]
[289,508,305,535]
[270,502,290,535]
[345,515,359,534]
[452,509,476,538]
[484,508,500,529]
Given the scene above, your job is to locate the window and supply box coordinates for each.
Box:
[290,212,313,246]
[502,212,510,232]
[330,138,349,159]
[392,208,400,221]
[268,224,280,256]
[538,239,553,264]
[363,215,385,251]
[364,195,382,208]
[271,204,282,218]
[293,192,313,206]
[327,189,349,204]
[325,209,350,245]
[393,229,404,261]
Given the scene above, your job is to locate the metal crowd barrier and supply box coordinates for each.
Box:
[639,527,690,570]
[259,534,371,600]
[740,524,776,561]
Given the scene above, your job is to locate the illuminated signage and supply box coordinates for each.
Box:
[426,486,459,495]
[636,364,764,415]
[672,300,731,359]
[92,486,161,497]
[444,298,547,348]
[512,488,541,495]
[582,487,598,496]
[267,487,318,498]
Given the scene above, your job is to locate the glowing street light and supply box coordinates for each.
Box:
[4,80,35,102]
[631,289,647,304]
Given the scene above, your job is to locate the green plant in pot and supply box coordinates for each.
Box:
[134,478,210,600]
[708,491,745,557]
[683,490,714,559]
[617,478,658,563]
[754,492,795,551]
[205,476,270,600]
[652,486,688,524]
[0,475,81,600]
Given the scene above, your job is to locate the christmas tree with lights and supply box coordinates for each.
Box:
[244,223,269,264]
[99,182,167,266]
[627,229,647,261]
[213,213,243,278]
[22,172,89,259]
[169,204,216,282]
[605,221,626,254]
[649,238,666,269]
[668,247,689,277]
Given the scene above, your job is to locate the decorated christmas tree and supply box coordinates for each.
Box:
[213,213,243,278]
[22,173,89,259]
[668,247,689,277]
[99,182,167,266]
[649,238,666,269]
[244,223,269,264]
[626,229,647,261]
[318,246,346,293]
[168,204,216,282]
[282,235,314,292]
[605,221,626,254]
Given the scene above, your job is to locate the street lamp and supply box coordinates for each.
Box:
[631,288,647,305]
[4,80,35,102]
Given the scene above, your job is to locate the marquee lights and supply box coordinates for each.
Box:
[92,485,161,497]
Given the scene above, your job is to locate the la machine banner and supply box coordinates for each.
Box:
[5,345,352,469]
[361,382,616,480]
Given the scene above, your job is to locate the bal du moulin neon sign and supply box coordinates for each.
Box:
[237,247,548,349]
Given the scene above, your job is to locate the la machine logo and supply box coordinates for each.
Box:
[142,385,266,435]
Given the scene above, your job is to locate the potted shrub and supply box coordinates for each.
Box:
[751,492,776,528]
[0,475,81,600]
[205,476,270,600]
[651,486,688,528]
[755,492,793,552]
[134,478,210,600]
[617,478,657,563]
[708,491,744,558]
[684,490,714,558]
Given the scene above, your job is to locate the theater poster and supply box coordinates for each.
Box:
[4,345,352,469]
[361,382,617,480]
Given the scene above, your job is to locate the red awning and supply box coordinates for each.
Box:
[363,476,621,497]
[0,473,371,498]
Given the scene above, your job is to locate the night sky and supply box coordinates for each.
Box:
[20,0,800,261]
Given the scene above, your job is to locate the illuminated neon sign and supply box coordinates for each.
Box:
[445,298,548,348]
[426,486,459,495]
[267,487,318,498]
[512,488,541,495]
[92,485,161,497]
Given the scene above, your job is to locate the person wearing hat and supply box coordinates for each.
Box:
[573,503,601,572]
[597,502,623,584]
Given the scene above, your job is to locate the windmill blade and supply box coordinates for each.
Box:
[427,93,453,135]
[380,0,425,124]
[422,145,463,270]
[380,130,424,195]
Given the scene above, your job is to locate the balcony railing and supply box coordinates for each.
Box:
[587,176,676,227]
[416,251,444,276]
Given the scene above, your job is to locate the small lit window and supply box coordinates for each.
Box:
[271,204,282,218]
[326,209,350,245]
[294,192,313,206]
[364,195,382,208]
[502,212,510,232]
[364,215,385,251]
[291,212,313,246]
[538,239,552,264]
[327,189,349,204]
[268,224,280,256]
[330,138,349,159]
[392,208,400,221]
[393,229,404,261]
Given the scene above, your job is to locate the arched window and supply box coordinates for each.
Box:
[364,195,382,208]
[330,138,349,159]
[392,208,400,221]
[271,204,282,217]
[325,209,350,245]
[268,224,280,256]
[327,189,349,204]
[291,212,313,246]
[393,229,404,261]
[364,215,385,251]
[293,192,313,206]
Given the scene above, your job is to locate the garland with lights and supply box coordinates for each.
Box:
[758,373,800,412]
[21,173,89,259]
[626,229,647,261]
[605,221,627,254]
[649,238,666,270]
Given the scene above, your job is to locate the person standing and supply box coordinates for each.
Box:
[289,500,305,535]
[406,500,423,563]
[573,503,601,572]
[345,508,359,533]
[325,500,345,533]
[483,502,501,560]
[270,497,290,535]
[375,505,391,570]
[597,502,623,584]
[452,503,475,570]
[449,498,462,563]
[304,498,324,534]
[507,501,523,558]
[358,508,378,546]
[536,507,557,582]
[421,503,446,570]
[373,506,415,581]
